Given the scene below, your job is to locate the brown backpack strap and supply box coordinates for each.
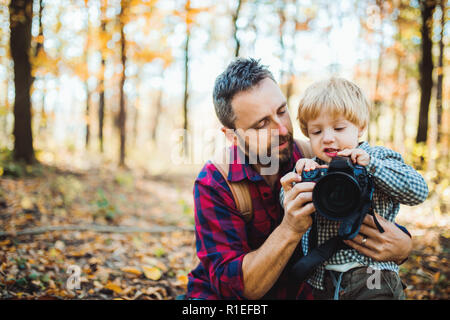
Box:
[294,138,313,158]
[211,151,253,223]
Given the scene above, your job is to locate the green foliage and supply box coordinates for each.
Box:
[154,247,166,258]
[0,148,26,177]
[93,188,121,222]
[0,148,43,178]
[178,198,193,216]
[114,171,134,190]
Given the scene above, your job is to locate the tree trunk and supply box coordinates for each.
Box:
[10,0,35,164]
[34,0,44,58]
[84,0,91,149]
[436,0,445,143]
[277,1,286,85]
[85,81,91,148]
[98,16,106,153]
[232,0,243,57]
[182,27,190,157]
[416,0,436,143]
[152,87,163,142]
[118,1,127,167]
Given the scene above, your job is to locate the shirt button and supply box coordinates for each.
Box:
[263,192,270,198]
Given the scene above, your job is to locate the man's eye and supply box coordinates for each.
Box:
[278,108,286,114]
[256,120,268,129]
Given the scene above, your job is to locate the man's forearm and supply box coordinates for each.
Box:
[241,224,303,299]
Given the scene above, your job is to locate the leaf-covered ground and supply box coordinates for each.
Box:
[0,161,448,300]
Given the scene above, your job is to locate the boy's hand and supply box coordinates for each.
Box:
[337,148,370,166]
[295,159,321,177]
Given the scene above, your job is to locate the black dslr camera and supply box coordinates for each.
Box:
[301,156,374,239]
[290,156,379,282]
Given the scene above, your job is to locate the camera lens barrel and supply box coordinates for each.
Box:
[312,172,362,220]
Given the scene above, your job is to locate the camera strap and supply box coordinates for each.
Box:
[367,208,385,233]
[291,234,345,282]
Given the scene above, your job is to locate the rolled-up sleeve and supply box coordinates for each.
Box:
[365,146,429,205]
[194,177,250,299]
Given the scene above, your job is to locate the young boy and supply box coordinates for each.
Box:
[283,77,428,300]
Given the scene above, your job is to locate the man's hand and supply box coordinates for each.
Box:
[343,212,412,264]
[337,148,370,166]
[279,172,316,236]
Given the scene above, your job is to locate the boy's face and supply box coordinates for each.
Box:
[306,110,365,163]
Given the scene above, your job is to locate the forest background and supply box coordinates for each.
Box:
[0,0,448,300]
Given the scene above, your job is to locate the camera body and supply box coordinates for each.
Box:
[301,156,373,239]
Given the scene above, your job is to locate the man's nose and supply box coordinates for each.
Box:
[274,118,288,136]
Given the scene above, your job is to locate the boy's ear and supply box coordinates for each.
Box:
[221,127,237,145]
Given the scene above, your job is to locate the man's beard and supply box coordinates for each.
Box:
[241,133,294,168]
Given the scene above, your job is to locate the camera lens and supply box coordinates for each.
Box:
[313,172,362,220]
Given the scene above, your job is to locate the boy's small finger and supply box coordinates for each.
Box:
[337,149,350,156]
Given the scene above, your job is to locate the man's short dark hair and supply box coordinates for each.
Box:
[213,58,275,129]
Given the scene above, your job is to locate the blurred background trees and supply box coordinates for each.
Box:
[1,0,448,170]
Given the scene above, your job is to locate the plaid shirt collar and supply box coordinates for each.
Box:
[226,141,302,183]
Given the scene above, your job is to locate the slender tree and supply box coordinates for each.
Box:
[277,0,287,84]
[10,0,35,163]
[183,20,190,157]
[118,0,128,167]
[175,0,208,157]
[84,0,91,148]
[98,1,107,153]
[436,0,446,143]
[416,0,436,143]
[232,0,243,57]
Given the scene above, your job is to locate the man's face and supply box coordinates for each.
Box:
[229,78,294,171]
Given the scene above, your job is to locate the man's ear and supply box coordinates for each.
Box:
[221,127,237,145]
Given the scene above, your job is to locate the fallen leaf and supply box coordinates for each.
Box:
[142,266,162,280]
[177,274,188,287]
[141,257,168,272]
[54,240,65,251]
[105,282,123,294]
[48,248,59,257]
[20,197,34,210]
[433,272,441,283]
[121,266,142,276]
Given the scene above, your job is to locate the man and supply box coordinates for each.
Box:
[186,58,412,300]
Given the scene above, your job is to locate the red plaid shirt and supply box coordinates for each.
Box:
[187,143,314,300]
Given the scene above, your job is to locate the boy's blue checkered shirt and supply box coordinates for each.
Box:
[280,141,428,290]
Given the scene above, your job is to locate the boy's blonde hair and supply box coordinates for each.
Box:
[297,77,371,137]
